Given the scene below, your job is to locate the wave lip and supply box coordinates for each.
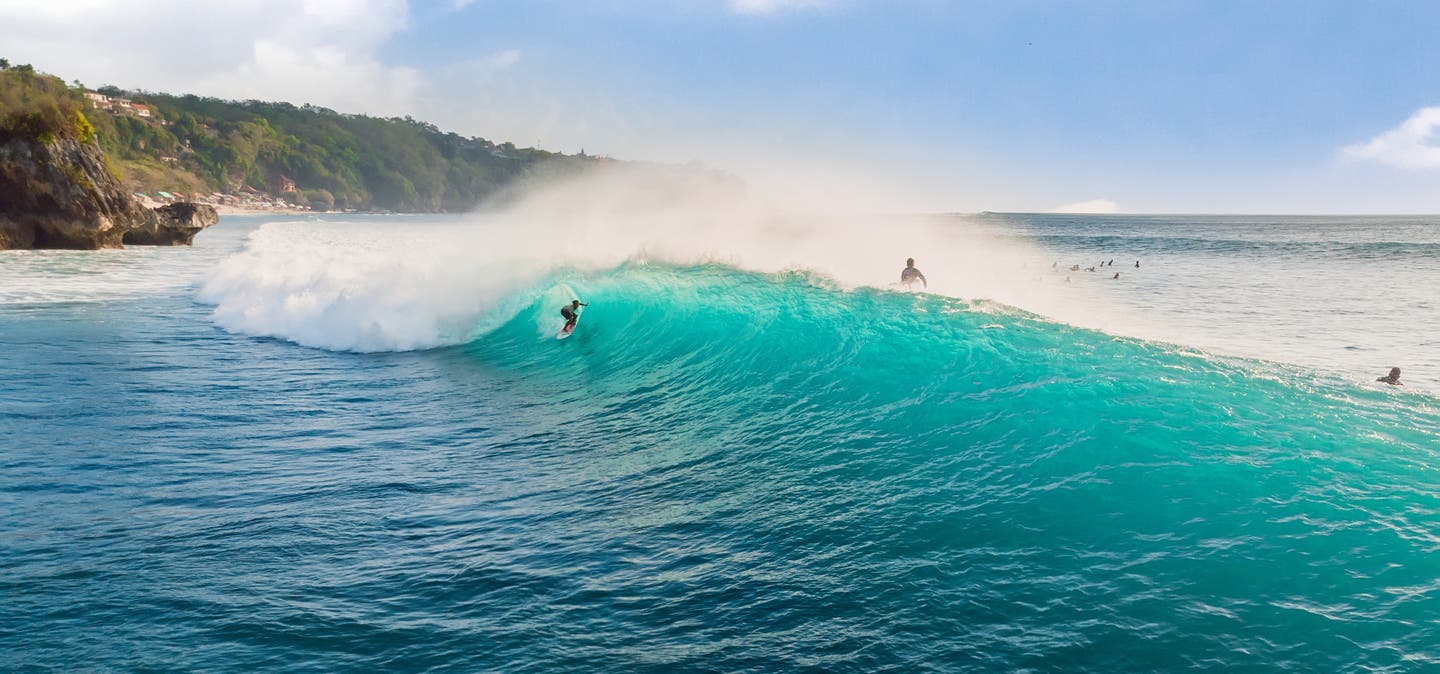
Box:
[197,221,543,352]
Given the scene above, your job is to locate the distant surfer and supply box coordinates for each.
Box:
[1135,260,1140,268]
[1112,272,1120,279]
[901,258,927,288]
[561,300,587,332]
[1377,367,1403,386]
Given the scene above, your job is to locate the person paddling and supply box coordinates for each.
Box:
[1377,367,1403,386]
[561,300,587,331]
[901,258,928,288]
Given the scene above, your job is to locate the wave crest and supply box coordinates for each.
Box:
[198,221,545,352]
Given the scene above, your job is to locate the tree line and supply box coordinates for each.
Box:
[1,60,610,212]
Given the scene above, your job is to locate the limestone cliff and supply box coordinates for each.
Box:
[0,136,216,250]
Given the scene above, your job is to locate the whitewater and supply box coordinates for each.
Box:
[3,200,1439,670]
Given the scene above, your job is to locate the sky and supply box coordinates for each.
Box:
[1,0,1439,213]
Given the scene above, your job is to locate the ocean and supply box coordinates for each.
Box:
[3,212,1437,672]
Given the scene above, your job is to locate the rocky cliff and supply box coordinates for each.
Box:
[125,202,220,246]
[0,136,216,250]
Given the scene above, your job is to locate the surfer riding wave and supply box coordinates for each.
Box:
[561,300,587,332]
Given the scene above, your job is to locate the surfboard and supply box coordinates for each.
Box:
[557,314,579,340]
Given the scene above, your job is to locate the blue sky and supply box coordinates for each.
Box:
[3,0,1439,212]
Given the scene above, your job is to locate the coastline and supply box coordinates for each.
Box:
[212,204,314,217]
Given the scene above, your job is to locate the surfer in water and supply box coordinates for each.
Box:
[561,300,587,332]
[1377,367,1403,386]
[901,258,928,288]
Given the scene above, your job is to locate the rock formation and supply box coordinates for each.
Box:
[0,136,217,250]
[124,202,220,246]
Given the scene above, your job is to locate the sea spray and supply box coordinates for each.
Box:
[198,221,549,351]
[196,166,1132,353]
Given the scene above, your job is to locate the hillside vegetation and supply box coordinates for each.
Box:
[1,60,609,212]
[0,63,96,145]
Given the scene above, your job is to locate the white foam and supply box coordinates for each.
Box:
[195,164,1127,352]
[0,247,197,306]
[198,221,547,352]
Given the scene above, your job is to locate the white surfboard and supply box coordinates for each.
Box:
[557,313,579,340]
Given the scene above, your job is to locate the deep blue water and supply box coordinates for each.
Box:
[3,214,1439,672]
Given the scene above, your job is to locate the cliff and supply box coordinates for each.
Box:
[0,136,216,250]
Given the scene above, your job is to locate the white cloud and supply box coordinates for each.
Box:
[1049,199,1118,214]
[477,49,521,71]
[1342,107,1440,169]
[0,0,417,116]
[728,0,832,16]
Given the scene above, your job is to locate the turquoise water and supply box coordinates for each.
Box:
[3,215,1439,671]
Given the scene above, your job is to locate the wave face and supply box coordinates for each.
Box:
[433,263,1439,670]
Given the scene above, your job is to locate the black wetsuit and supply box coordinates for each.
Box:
[562,304,585,328]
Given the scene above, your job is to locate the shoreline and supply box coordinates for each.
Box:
[211,205,461,217]
[213,204,313,217]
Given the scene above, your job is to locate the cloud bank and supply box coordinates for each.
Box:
[1342,107,1440,169]
[0,0,418,117]
[1049,199,1119,214]
[728,0,833,16]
